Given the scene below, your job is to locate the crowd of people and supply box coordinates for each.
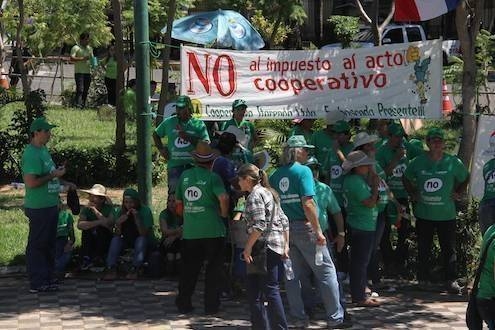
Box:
[21,91,495,328]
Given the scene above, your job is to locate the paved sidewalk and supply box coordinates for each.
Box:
[0,276,468,329]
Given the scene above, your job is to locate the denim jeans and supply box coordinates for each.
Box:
[247,248,288,330]
[55,237,72,273]
[349,227,375,302]
[74,73,91,107]
[25,206,59,289]
[106,235,147,268]
[327,237,347,311]
[285,221,343,324]
[416,218,457,281]
[479,198,495,235]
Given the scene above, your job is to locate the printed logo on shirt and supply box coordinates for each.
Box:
[185,186,202,201]
[174,137,191,148]
[330,165,342,179]
[424,178,443,192]
[486,170,495,184]
[378,180,387,192]
[279,177,290,193]
[392,164,407,177]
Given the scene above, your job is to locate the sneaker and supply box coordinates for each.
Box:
[289,319,309,328]
[355,298,381,307]
[29,285,58,294]
[447,280,463,294]
[328,318,353,329]
[81,257,93,271]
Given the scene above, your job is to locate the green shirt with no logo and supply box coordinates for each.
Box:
[57,210,74,238]
[22,144,60,209]
[310,130,334,172]
[343,173,378,231]
[70,44,93,74]
[314,180,341,231]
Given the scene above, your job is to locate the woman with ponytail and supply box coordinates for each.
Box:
[238,163,289,330]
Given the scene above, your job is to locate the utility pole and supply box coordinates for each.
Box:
[134,0,152,206]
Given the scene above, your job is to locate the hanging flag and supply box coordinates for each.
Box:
[395,0,461,22]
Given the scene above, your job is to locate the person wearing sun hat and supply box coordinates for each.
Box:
[478,131,495,235]
[22,116,76,293]
[342,150,381,307]
[77,184,115,271]
[153,95,210,195]
[174,141,229,314]
[270,135,346,328]
[404,126,469,293]
[326,120,354,208]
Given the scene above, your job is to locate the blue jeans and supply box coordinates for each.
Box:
[247,248,288,330]
[55,237,72,273]
[349,227,375,302]
[285,221,343,324]
[106,235,147,268]
[25,206,58,289]
[479,198,495,235]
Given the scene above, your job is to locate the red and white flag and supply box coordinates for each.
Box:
[395,0,461,22]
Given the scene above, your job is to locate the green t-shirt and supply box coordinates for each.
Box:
[376,163,389,212]
[314,180,341,231]
[404,153,469,221]
[343,173,378,231]
[155,115,210,169]
[477,224,495,299]
[326,144,353,206]
[115,205,156,242]
[221,118,256,150]
[104,57,117,79]
[80,204,114,221]
[57,210,74,238]
[310,130,334,172]
[122,89,136,119]
[22,144,60,209]
[175,166,226,239]
[376,143,409,199]
[269,162,316,221]
[482,158,495,202]
[289,126,313,144]
[159,209,180,230]
[70,44,94,74]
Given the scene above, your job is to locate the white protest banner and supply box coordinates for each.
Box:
[180,40,443,120]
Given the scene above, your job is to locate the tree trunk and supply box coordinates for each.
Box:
[157,0,176,125]
[456,0,484,169]
[112,0,126,153]
[16,0,29,97]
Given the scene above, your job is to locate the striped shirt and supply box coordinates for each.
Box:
[243,184,289,255]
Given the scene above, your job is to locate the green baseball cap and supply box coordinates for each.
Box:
[286,135,314,148]
[123,188,140,201]
[30,117,57,132]
[388,123,404,137]
[232,99,247,110]
[332,120,351,133]
[426,127,444,139]
[176,95,192,109]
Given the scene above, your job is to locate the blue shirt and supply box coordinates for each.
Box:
[270,162,315,221]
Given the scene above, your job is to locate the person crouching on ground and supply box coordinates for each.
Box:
[159,194,183,277]
[55,198,75,278]
[104,188,154,280]
[239,163,290,329]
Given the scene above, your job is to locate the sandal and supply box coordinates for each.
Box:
[356,298,381,307]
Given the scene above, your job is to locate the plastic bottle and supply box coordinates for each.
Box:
[315,244,324,266]
[283,258,295,281]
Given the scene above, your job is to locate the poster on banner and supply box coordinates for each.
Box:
[180,40,443,120]
[470,115,495,200]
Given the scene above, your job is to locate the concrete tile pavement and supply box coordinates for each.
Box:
[0,276,469,329]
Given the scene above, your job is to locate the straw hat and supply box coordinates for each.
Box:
[80,184,108,197]
[352,132,379,150]
[342,150,375,173]
[191,141,219,163]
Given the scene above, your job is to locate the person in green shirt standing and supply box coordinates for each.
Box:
[479,138,495,235]
[70,32,94,108]
[153,95,210,195]
[289,117,315,143]
[101,44,117,106]
[403,127,469,292]
[309,118,335,184]
[174,141,229,314]
[475,223,495,329]
[22,117,76,293]
[342,150,380,307]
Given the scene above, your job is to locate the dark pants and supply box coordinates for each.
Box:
[74,73,91,107]
[477,297,495,330]
[416,218,457,281]
[247,248,288,330]
[55,237,72,273]
[368,211,386,284]
[25,206,58,289]
[176,237,225,313]
[104,77,117,106]
[80,227,112,261]
[349,227,375,302]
